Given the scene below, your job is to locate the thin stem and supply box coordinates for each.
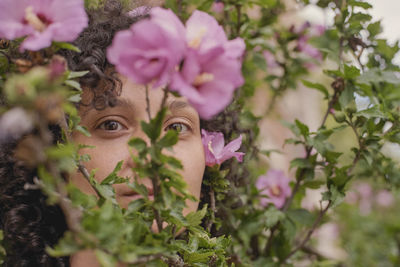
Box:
[235,4,242,37]
[206,188,216,232]
[145,85,152,121]
[283,200,331,260]
[159,86,169,112]
[151,176,163,233]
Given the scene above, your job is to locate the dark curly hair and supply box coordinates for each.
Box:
[0,1,145,266]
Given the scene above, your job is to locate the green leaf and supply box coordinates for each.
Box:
[52,41,81,52]
[290,158,312,169]
[367,21,382,38]
[141,108,166,142]
[186,205,207,227]
[301,80,329,98]
[264,206,285,228]
[128,137,147,152]
[344,64,360,79]
[95,249,117,267]
[348,0,372,9]
[67,94,81,103]
[356,106,386,119]
[303,180,325,189]
[295,119,309,137]
[101,161,125,185]
[65,80,82,91]
[46,144,75,159]
[67,71,89,79]
[76,125,91,137]
[158,130,178,148]
[46,232,80,257]
[287,209,315,227]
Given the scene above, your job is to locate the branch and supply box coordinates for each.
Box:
[283,200,331,261]
[206,188,216,232]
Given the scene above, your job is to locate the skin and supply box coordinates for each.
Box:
[69,76,205,266]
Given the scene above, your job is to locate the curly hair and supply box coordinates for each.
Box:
[0,1,145,266]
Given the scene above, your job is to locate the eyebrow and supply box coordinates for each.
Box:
[81,98,135,117]
[168,100,191,111]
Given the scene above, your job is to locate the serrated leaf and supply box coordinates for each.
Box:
[158,130,178,148]
[101,161,125,185]
[186,205,207,226]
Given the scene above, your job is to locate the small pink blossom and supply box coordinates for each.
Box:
[0,0,88,51]
[211,2,224,14]
[201,129,244,167]
[297,36,322,60]
[171,10,244,119]
[263,50,279,69]
[256,170,292,209]
[375,190,394,208]
[355,182,372,215]
[107,7,186,88]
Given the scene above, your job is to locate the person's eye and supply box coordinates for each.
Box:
[165,122,190,134]
[97,120,125,131]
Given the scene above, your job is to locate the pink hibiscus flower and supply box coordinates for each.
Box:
[201,129,244,167]
[0,0,88,51]
[107,7,186,88]
[256,170,292,209]
[171,10,245,120]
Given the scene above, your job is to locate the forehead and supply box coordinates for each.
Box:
[79,77,198,119]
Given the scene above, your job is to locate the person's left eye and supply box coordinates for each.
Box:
[97,120,125,131]
[165,122,190,134]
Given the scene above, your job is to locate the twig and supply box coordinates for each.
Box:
[159,86,169,112]
[235,4,242,37]
[206,188,216,232]
[283,200,331,260]
[145,85,152,121]
[151,176,163,233]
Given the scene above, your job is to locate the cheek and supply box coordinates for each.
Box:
[175,139,205,199]
[69,135,131,194]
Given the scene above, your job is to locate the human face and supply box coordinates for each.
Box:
[70,76,205,215]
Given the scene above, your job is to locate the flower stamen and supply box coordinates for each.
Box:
[193,73,214,86]
[188,27,207,49]
[270,185,281,196]
[25,6,47,32]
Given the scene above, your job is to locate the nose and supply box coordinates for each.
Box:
[125,129,153,188]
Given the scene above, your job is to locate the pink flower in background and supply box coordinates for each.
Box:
[375,190,394,208]
[355,182,372,215]
[263,50,279,68]
[211,1,224,14]
[107,8,186,88]
[256,170,292,209]
[201,129,244,167]
[297,36,322,60]
[0,0,88,51]
[171,10,244,119]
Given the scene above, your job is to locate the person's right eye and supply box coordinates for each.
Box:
[97,120,126,131]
